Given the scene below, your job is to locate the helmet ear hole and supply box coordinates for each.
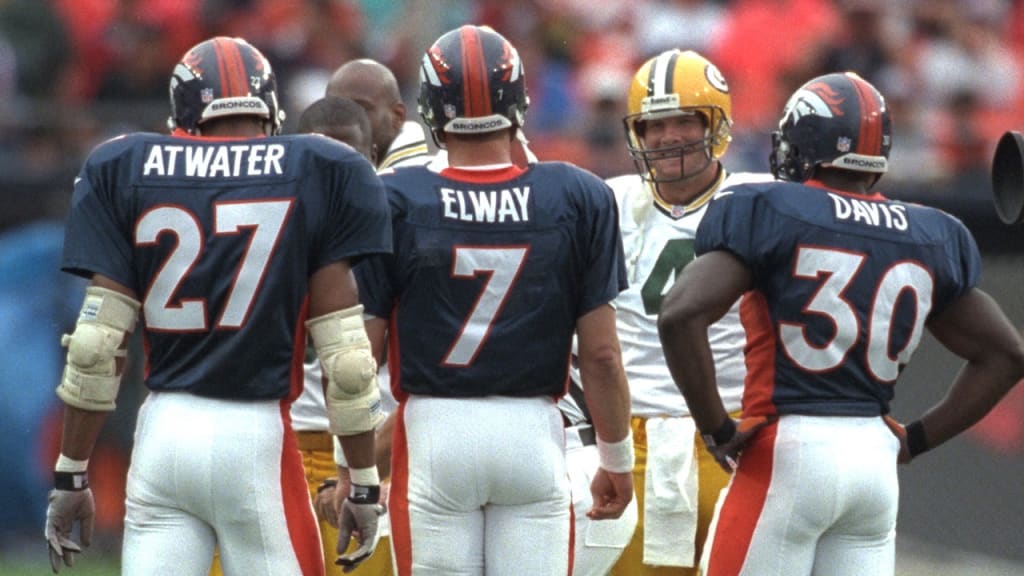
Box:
[632,119,647,140]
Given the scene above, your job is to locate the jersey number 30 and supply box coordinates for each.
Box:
[782,246,934,382]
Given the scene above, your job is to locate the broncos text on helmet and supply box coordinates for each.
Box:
[770,71,892,183]
[167,36,284,136]
[417,25,529,145]
[623,49,732,183]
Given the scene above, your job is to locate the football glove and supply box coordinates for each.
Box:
[335,484,385,573]
[45,473,94,574]
[701,415,776,473]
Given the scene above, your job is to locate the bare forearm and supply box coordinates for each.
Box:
[580,359,631,443]
[921,288,1024,454]
[657,250,750,433]
[337,430,376,470]
[374,412,395,479]
[60,405,109,461]
[576,304,631,443]
[658,315,727,433]
[918,360,1023,451]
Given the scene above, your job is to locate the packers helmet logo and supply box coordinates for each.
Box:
[705,63,728,93]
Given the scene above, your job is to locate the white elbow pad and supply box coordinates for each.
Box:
[306,305,384,435]
[57,286,140,411]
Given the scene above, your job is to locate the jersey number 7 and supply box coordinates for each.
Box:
[443,246,529,367]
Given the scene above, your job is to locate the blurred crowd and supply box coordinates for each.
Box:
[2,0,1024,228]
[3,0,1024,554]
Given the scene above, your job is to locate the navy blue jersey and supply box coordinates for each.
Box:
[356,162,627,398]
[61,132,391,400]
[697,181,980,417]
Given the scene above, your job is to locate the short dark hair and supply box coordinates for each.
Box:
[296,96,371,137]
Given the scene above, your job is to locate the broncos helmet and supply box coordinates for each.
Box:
[623,49,732,183]
[418,25,529,144]
[771,71,891,183]
[168,37,284,135]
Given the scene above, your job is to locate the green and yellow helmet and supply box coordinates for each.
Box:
[623,49,732,182]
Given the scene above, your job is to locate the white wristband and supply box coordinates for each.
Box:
[349,466,380,486]
[597,431,635,474]
[332,436,348,468]
[55,454,89,473]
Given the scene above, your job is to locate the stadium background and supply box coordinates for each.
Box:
[1,0,1022,573]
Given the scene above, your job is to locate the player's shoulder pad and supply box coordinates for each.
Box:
[302,131,362,156]
[604,172,643,203]
[896,196,971,232]
[533,160,609,190]
[721,171,776,188]
[379,163,430,184]
[85,132,160,165]
[281,133,364,163]
[717,173,786,200]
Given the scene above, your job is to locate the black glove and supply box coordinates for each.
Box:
[335,484,386,573]
[702,416,776,473]
[44,472,95,573]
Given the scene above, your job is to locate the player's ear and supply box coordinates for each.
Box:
[392,101,407,128]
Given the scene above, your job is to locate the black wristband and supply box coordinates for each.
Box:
[905,420,929,457]
[316,477,338,495]
[54,471,89,491]
[348,483,381,504]
[703,418,737,447]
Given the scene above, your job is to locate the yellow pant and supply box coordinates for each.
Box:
[609,415,734,576]
[210,432,394,576]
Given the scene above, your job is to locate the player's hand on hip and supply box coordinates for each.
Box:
[45,485,95,573]
[587,468,634,520]
[706,415,776,474]
[335,484,386,573]
[882,415,913,464]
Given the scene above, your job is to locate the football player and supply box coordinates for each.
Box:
[309,58,436,576]
[326,59,435,171]
[295,94,395,576]
[659,72,1024,575]
[208,94,384,576]
[605,49,772,576]
[44,37,390,575]
[355,25,634,575]
[297,96,375,159]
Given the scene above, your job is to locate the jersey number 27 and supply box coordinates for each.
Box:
[136,200,293,331]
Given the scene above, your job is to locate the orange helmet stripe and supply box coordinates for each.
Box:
[851,76,882,156]
[459,26,491,117]
[212,38,230,98]
[219,38,249,97]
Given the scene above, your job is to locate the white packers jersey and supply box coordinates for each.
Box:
[609,170,774,417]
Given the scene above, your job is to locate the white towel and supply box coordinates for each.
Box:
[643,417,699,567]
